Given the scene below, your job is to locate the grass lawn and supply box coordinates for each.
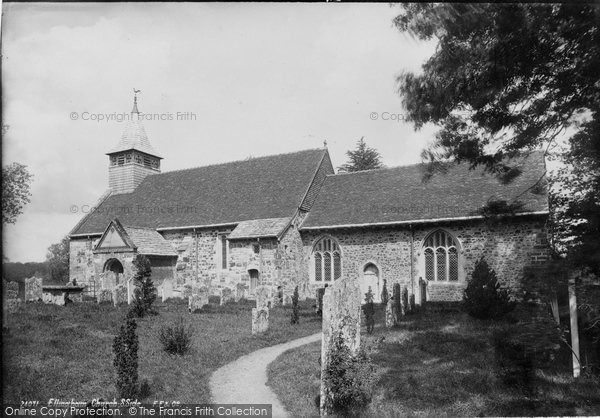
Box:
[2,297,321,403]
[267,307,600,417]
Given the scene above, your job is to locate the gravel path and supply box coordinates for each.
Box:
[209,332,321,418]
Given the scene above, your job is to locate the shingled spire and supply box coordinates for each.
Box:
[106,92,162,195]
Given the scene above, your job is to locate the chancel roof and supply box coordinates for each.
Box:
[302,151,549,230]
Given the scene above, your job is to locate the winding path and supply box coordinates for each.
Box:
[210,332,321,418]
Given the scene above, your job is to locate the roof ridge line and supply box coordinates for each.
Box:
[157,147,326,175]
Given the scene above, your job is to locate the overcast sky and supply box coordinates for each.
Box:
[2,3,437,262]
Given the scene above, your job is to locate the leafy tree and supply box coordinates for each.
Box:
[46,236,70,284]
[394,4,600,274]
[113,313,138,399]
[464,258,514,320]
[290,285,299,325]
[2,163,33,224]
[338,137,383,173]
[130,255,157,318]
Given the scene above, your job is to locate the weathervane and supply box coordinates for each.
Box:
[323,139,328,148]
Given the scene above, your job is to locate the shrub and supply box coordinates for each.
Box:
[290,286,299,325]
[493,315,561,394]
[158,317,193,355]
[463,257,514,320]
[362,287,375,334]
[381,279,389,308]
[130,255,157,318]
[113,315,138,399]
[402,287,409,314]
[322,332,374,415]
[138,379,152,400]
[393,283,402,321]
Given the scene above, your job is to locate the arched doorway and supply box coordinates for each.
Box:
[103,258,124,287]
[249,269,259,293]
[361,263,380,304]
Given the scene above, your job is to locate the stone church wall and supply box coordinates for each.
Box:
[300,216,550,303]
[278,211,311,299]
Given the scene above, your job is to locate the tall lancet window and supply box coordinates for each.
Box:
[423,230,459,282]
[312,236,342,282]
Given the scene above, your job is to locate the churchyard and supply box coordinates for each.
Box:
[268,306,600,417]
[2,297,321,403]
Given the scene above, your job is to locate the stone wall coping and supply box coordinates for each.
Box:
[42,285,85,291]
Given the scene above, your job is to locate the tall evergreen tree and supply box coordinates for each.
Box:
[130,255,157,318]
[338,137,383,173]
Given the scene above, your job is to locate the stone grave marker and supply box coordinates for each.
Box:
[24,276,43,301]
[5,281,19,300]
[113,285,128,306]
[161,279,173,303]
[251,307,269,334]
[188,286,209,313]
[255,285,272,309]
[219,287,234,305]
[97,289,113,304]
[235,283,248,301]
[320,278,362,416]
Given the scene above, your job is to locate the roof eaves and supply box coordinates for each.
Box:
[300,210,550,231]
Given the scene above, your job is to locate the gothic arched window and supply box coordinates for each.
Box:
[312,236,342,282]
[423,230,459,282]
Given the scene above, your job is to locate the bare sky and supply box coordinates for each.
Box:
[2,3,437,262]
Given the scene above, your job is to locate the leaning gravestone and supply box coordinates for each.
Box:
[188,286,209,313]
[255,285,272,309]
[24,276,43,301]
[251,307,269,334]
[320,278,362,415]
[219,287,234,305]
[385,297,394,328]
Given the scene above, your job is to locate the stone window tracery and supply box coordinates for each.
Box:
[312,236,341,282]
[423,230,459,282]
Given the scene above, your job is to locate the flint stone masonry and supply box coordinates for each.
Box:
[251,307,269,334]
[302,217,550,304]
[24,277,43,301]
[255,285,272,309]
[219,287,234,305]
[320,278,362,415]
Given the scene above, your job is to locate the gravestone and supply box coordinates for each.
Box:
[409,294,416,312]
[320,278,362,415]
[219,287,234,305]
[283,294,292,306]
[188,286,209,313]
[6,281,19,300]
[182,284,193,298]
[97,289,113,304]
[255,285,272,309]
[43,290,66,306]
[251,307,269,334]
[235,283,248,302]
[24,276,43,301]
[315,287,327,314]
[385,297,394,328]
[162,280,173,303]
[113,285,128,306]
[402,287,409,315]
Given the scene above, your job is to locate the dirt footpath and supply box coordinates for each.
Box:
[209,332,321,418]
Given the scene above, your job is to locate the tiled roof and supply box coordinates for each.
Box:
[123,226,177,256]
[228,217,291,240]
[71,148,328,235]
[107,117,162,157]
[302,151,549,229]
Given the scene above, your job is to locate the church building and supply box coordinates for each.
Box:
[69,97,550,303]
